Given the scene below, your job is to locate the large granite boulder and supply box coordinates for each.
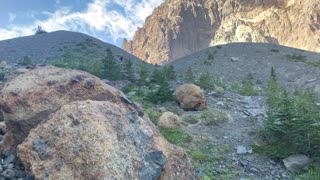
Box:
[0,66,126,147]
[18,100,198,180]
[176,84,207,111]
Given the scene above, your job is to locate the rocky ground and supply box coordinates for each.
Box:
[179,91,293,179]
[0,62,308,179]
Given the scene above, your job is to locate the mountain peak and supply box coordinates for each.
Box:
[122,0,320,64]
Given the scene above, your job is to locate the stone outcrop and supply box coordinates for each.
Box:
[18,100,198,180]
[157,111,181,129]
[176,84,207,111]
[0,66,127,147]
[283,154,311,172]
[122,0,320,64]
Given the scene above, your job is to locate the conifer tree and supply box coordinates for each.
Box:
[102,48,120,80]
[184,66,195,82]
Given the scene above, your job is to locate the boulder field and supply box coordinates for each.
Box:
[0,66,198,180]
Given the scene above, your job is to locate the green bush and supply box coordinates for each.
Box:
[21,56,32,65]
[296,168,320,180]
[230,75,259,96]
[213,76,226,89]
[145,108,161,125]
[197,71,212,89]
[160,128,193,147]
[270,49,280,53]
[183,115,199,124]
[200,110,229,126]
[240,74,259,96]
[191,150,209,161]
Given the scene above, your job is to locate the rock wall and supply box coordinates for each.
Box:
[122,0,320,64]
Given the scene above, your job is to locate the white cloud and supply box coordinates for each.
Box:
[8,13,16,23]
[0,0,164,44]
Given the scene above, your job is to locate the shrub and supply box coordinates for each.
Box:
[21,56,32,65]
[213,76,226,89]
[183,115,199,124]
[200,110,229,126]
[160,128,193,147]
[197,71,212,89]
[296,168,320,180]
[285,54,307,62]
[145,108,161,125]
[239,74,259,96]
[230,75,259,96]
[270,49,280,53]
[191,150,209,161]
[207,52,214,60]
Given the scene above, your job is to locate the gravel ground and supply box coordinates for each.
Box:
[181,91,294,179]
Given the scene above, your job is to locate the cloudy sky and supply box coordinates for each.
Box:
[0,0,163,46]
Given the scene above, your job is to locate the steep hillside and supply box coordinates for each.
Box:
[168,43,320,95]
[0,30,149,69]
[123,0,320,64]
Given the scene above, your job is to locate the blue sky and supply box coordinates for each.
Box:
[0,0,163,46]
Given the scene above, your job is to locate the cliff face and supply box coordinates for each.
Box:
[122,0,320,64]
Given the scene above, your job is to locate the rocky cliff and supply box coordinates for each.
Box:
[122,0,320,64]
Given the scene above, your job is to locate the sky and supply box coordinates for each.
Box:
[0,0,164,46]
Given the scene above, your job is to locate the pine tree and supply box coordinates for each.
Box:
[121,59,135,81]
[102,48,120,80]
[165,65,177,80]
[184,66,195,82]
[147,72,173,104]
[151,68,162,83]
[137,64,149,85]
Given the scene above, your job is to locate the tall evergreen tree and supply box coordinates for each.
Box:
[102,48,120,80]
[121,59,135,81]
[137,64,149,85]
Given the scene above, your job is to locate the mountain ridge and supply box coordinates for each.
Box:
[122,0,320,64]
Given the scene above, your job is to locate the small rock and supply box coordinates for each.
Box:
[7,163,14,169]
[127,91,136,96]
[2,169,15,179]
[236,146,252,154]
[249,167,259,173]
[283,154,311,172]
[3,154,15,166]
[158,107,167,113]
[216,101,225,106]
[240,159,248,166]
[102,79,110,84]
[15,170,27,178]
[231,57,239,62]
